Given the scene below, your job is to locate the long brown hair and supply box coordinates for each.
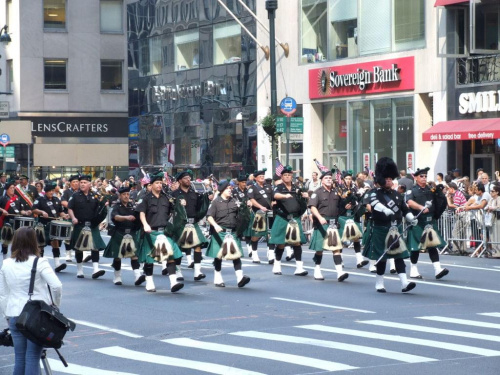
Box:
[11,227,40,262]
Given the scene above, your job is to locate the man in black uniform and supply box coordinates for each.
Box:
[171,170,209,281]
[232,174,252,256]
[0,172,7,196]
[136,172,183,293]
[308,169,348,282]
[247,168,275,264]
[103,186,145,286]
[68,175,107,279]
[269,166,309,276]
[15,174,39,207]
[205,180,250,288]
[61,175,81,262]
[32,183,69,272]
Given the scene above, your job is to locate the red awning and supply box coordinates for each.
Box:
[434,0,468,7]
[422,118,500,141]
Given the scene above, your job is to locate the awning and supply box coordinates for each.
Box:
[434,0,468,7]
[422,118,500,141]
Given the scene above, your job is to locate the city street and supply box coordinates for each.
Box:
[1,240,500,375]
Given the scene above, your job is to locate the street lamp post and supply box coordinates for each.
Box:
[266,0,278,166]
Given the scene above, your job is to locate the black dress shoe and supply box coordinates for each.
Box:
[238,276,250,288]
[77,274,84,279]
[376,288,386,293]
[161,268,169,276]
[338,273,349,282]
[83,255,92,263]
[435,268,449,280]
[187,262,194,269]
[253,260,261,264]
[357,260,369,268]
[114,281,123,286]
[194,273,206,281]
[171,283,184,293]
[92,270,105,279]
[55,263,67,273]
[135,275,146,286]
[314,277,325,281]
[390,269,397,274]
[215,283,225,287]
[273,272,282,275]
[268,259,274,265]
[402,282,416,293]
[410,274,423,279]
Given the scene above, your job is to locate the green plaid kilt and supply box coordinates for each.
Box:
[69,224,106,250]
[362,224,410,261]
[103,230,140,259]
[205,230,243,259]
[309,217,338,251]
[137,230,183,263]
[338,216,362,241]
[362,220,372,246]
[268,215,306,245]
[177,223,209,249]
[406,215,446,251]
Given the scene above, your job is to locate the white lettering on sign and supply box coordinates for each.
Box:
[329,64,401,91]
[31,122,109,133]
[458,90,500,114]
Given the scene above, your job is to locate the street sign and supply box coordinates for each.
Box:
[0,102,8,118]
[276,117,304,134]
[280,97,297,117]
[0,133,10,147]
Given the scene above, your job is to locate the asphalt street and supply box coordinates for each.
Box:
[1,238,500,375]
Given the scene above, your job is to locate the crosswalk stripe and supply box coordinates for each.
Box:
[46,358,137,375]
[162,337,357,372]
[271,297,375,314]
[417,316,500,330]
[230,330,436,363]
[71,320,143,338]
[479,313,500,318]
[360,319,500,343]
[94,346,265,375]
[298,324,500,357]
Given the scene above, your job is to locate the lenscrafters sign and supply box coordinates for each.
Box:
[27,117,128,137]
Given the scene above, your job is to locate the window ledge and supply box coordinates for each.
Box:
[101,90,125,94]
[44,89,68,93]
[43,29,68,33]
[100,31,124,35]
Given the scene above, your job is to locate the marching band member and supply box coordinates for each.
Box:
[308,169,349,282]
[269,166,309,276]
[205,180,250,288]
[61,175,80,262]
[232,174,253,259]
[247,169,275,264]
[363,157,416,293]
[136,172,183,293]
[32,183,69,272]
[406,168,449,280]
[171,170,209,282]
[103,186,145,286]
[67,175,107,279]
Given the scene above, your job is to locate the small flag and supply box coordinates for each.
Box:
[164,172,173,188]
[335,170,342,185]
[275,158,284,177]
[313,159,329,173]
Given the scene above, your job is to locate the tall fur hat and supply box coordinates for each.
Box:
[374,157,399,187]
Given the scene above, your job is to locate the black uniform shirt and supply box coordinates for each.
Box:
[232,187,247,201]
[273,183,302,216]
[368,188,408,226]
[308,187,341,225]
[135,191,173,229]
[247,182,273,212]
[0,194,24,215]
[33,195,63,224]
[407,184,435,216]
[67,191,99,223]
[207,196,238,228]
[171,187,198,218]
[111,201,139,231]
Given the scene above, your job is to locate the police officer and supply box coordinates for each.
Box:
[32,183,69,272]
[205,180,250,288]
[103,186,145,286]
[406,168,449,280]
[61,175,81,262]
[67,175,107,279]
[171,170,209,282]
[308,169,348,282]
[247,168,275,264]
[136,172,184,293]
[363,157,416,293]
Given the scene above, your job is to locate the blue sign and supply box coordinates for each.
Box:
[0,133,10,147]
[280,97,297,116]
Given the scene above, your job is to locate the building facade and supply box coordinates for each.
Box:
[0,0,129,179]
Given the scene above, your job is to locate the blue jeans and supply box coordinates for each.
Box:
[8,316,42,375]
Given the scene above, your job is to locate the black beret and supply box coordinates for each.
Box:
[150,172,164,183]
[44,184,56,192]
[118,186,131,194]
[281,166,293,175]
[217,180,230,193]
[414,167,430,177]
[78,174,92,182]
[253,168,267,177]
[320,169,335,179]
[237,174,248,182]
[68,175,79,182]
[176,169,193,181]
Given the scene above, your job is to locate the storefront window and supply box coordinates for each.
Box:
[329,0,357,60]
[301,0,327,64]
[323,104,348,170]
[175,29,200,71]
[213,21,241,65]
[350,101,371,172]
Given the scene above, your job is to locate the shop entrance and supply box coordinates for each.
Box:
[470,154,495,181]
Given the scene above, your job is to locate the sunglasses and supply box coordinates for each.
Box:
[418,175,427,178]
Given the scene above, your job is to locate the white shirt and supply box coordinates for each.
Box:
[0,255,62,318]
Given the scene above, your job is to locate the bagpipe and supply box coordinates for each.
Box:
[90,191,114,227]
[430,184,447,220]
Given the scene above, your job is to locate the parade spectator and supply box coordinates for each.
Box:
[436,173,446,187]
[447,182,468,254]
[481,173,491,193]
[486,185,500,257]
[305,172,321,192]
[475,168,484,183]
[398,170,413,192]
[452,168,465,192]
[447,182,467,209]
[0,227,63,374]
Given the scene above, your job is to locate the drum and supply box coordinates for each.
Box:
[13,217,35,230]
[49,220,73,240]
